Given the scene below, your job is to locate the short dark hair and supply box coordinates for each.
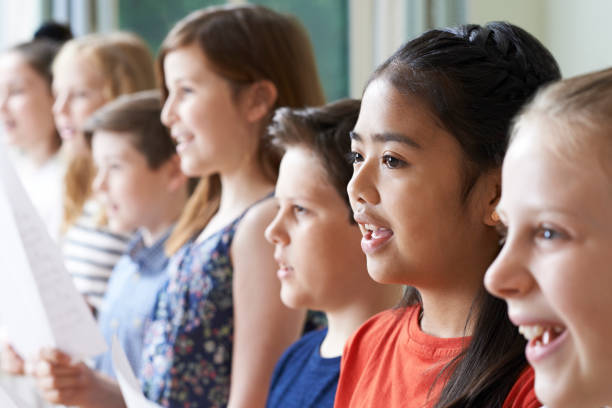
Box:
[84,90,176,169]
[268,99,360,223]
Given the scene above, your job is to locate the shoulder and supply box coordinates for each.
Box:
[347,308,408,348]
[232,196,276,258]
[503,366,541,408]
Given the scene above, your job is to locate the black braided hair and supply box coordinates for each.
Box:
[372,22,560,199]
[368,22,561,408]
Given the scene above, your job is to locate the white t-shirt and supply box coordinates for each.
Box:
[12,150,66,242]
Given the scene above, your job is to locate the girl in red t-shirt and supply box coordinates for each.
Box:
[335,22,560,408]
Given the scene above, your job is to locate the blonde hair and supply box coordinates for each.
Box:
[163,5,326,254]
[511,67,612,161]
[55,32,157,231]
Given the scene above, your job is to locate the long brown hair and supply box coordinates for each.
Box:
[163,4,325,254]
[55,32,157,231]
[371,22,560,407]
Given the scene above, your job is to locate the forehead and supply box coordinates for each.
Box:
[92,130,138,154]
[0,52,37,78]
[163,44,211,80]
[503,117,612,213]
[355,78,448,145]
[53,55,106,89]
[277,147,336,200]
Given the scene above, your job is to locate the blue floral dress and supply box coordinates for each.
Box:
[139,194,327,408]
[140,212,244,408]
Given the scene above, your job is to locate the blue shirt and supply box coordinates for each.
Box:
[266,328,341,408]
[95,228,171,378]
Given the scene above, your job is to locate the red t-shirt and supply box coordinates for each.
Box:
[334,306,539,408]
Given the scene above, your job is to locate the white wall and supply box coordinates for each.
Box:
[0,0,43,50]
[467,0,612,77]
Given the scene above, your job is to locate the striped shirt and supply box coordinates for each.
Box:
[62,200,131,314]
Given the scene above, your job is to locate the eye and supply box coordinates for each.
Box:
[536,225,565,241]
[382,154,406,169]
[348,151,363,165]
[292,204,308,216]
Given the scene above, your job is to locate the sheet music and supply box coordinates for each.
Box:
[0,143,107,360]
[0,384,21,408]
[112,337,162,408]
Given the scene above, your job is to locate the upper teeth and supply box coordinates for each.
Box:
[364,224,376,232]
[518,324,564,342]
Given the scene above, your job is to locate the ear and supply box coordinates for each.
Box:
[163,154,188,193]
[482,169,501,227]
[242,80,278,123]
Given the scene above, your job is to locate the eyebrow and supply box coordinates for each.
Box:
[350,131,422,149]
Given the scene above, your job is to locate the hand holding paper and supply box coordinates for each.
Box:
[0,142,107,360]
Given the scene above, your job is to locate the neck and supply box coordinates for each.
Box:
[418,287,480,338]
[319,284,403,358]
[417,225,500,338]
[217,159,273,217]
[141,188,188,247]
[26,136,59,168]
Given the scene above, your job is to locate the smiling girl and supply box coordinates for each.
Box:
[139,5,325,408]
[334,22,560,408]
[485,67,612,408]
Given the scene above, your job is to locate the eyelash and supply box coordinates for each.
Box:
[494,222,567,248]
[348,151,407,169]
[292,205,307,216]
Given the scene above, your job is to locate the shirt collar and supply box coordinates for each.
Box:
[127,226,173,274]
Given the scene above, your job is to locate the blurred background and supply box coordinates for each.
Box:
[1,0,611,101]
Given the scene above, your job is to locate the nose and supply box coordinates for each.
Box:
[0,91,7,111]
[347,160,380,208]
[92,167,108,194]
[484,237,536,300]
[264,209,289,247]
[53,92,68,116]
[160,92,177,127]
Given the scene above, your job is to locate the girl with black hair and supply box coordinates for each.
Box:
[334,22,560,408]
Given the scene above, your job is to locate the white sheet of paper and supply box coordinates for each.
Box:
[0,385,20,408]
[112,337,162,408]
[0,143,107,360]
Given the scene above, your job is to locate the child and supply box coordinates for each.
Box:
[334,22,561,408]
[264,99,402,407]
[485,68,612,408]
[0,28,71,241]
[32,90,190,407]
[52,32,156,314]
[139,5,326,407]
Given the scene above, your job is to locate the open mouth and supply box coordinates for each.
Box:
[519,324,568,363]
[359,223,394,254]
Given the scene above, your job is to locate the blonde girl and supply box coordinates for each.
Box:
[53,32,156,314]
[485,67,612,408]
[139,5,325,408]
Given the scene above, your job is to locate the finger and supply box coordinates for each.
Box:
[38,348,72,365]
[37,372,83,391]
[40,387,78,405]
[32,360,81,377]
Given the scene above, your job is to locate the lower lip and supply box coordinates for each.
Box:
[59,130,76,140]
[525,329,569,364]
[361,230,394,254]
[277,268,292,279]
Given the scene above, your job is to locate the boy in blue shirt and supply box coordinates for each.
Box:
[264,99,402,407]
[30,91,191,406]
